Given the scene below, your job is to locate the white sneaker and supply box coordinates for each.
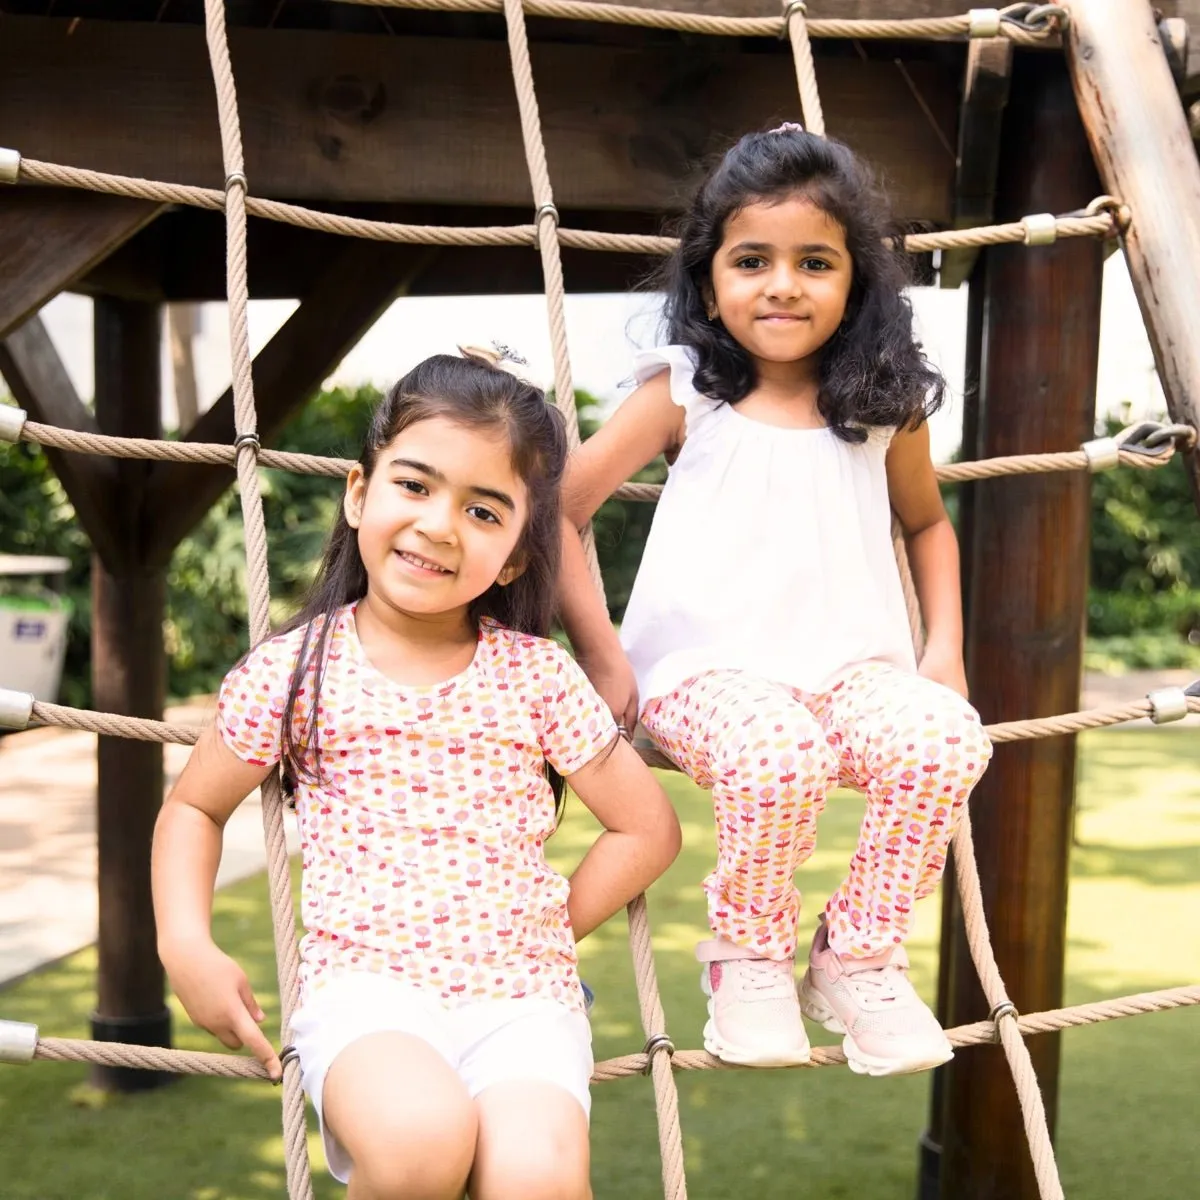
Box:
[697,939,811,1067]
[798,918,953,1077]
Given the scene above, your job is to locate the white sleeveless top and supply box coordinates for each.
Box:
[620,345,918,704]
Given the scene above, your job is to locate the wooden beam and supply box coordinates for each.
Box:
[1065,0,1200,504]
[0,187,161,339]
[0,317,126,570]
[89,296,173,1093]
[142,237,433,565]
[939,38,1011,289]
[0,17,956,224]
[939,54,1102,1200]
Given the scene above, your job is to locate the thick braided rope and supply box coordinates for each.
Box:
[18,418,1188,486]
[331,0,1059,44]
[14,158,1117,258]
[784,3,826,137]
[201,2,312,1194]
[30,691,1197,747]
[952,812,1063,1198]
[29,981,1199,1078]
[894,520,1061,1195]
[500,0,689,1192]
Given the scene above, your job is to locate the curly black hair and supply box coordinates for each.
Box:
[654,127,944,443]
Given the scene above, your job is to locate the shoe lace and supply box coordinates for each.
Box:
[843,958,907,1005]
[734,958,796,998]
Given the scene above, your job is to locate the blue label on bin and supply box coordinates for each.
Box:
[14,620,47,641]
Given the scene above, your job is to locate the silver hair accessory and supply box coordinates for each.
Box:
[491,341,528,366]
[768,121,806,135]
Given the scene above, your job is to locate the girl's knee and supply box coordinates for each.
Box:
[711,699,836,791]
[473,1152,590,1200]
[350,1136,475,1200]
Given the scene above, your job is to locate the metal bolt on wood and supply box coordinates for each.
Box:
[0,689,34,731]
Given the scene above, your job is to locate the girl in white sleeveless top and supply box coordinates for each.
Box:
[559,126,993,1077]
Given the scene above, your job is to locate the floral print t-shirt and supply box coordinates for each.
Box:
[217,606,617,1015]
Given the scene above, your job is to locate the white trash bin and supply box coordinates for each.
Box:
[0,554,72,703]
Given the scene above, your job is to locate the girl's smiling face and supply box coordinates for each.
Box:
[708,193,854,377]
[344,415,529,622]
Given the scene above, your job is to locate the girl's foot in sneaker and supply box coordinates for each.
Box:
[798,918,953,1076]
[696,939,811,1067]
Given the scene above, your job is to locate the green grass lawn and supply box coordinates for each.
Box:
[1,728,1196,1199]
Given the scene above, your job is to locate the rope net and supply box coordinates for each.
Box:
[0,4,1196,1199]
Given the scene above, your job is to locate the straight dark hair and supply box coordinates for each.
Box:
[654,126,944,442]
[275,352,568,793]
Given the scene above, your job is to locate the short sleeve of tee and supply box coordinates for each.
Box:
[633,344,724,437]
[535,642,619,777]
[216,626,307,767]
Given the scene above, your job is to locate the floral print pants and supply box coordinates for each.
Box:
[641,663,993,960]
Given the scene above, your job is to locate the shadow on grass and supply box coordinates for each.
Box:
[1,730,1195,1199]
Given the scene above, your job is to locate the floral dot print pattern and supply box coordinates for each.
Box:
[217,606,617,1015]
[641,662,992,960]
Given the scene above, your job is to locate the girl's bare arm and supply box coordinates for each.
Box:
[886,422,968,698]
[152,723,282,1076]
[562,737,681,940]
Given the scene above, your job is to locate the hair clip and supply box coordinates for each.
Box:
[492,341,528,366]
[767,121,806,135]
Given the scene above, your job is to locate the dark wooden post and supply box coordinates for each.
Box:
[90,296,174,1091]
[938,53,1102,1199]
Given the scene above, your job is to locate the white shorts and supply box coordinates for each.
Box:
[291,972,594,1183]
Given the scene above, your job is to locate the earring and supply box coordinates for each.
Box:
[706,305,719,321]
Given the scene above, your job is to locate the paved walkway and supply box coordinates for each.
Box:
[0,698,299,987]
[0,671,1192,988]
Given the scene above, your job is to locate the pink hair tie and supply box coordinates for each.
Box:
[767,121,806,135]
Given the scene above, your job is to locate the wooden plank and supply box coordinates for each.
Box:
[0,187,161,338]
[0,317,125,569]
[1066,0,1200,504]
[89,296,173,1093]
[939,37,1011,289]
[0,16,956,223]
[939,53,1102,1200]
[143,236,432,565]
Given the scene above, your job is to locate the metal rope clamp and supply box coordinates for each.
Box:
[1021,212,1058,246]
[0,405,29,444]
[1081,435,1121,473]
[0,1019,39,1064]
[642,1032,675,1075]
[780,0,807,35]
[988,999,1019,1043]
[0,688,34,731]
[534,202,559,250]
[234,430,262,460]
[1147,686,1190,725]
[275,1043,300,1084]
[0,147,21,186]
[968,9,1003,38]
